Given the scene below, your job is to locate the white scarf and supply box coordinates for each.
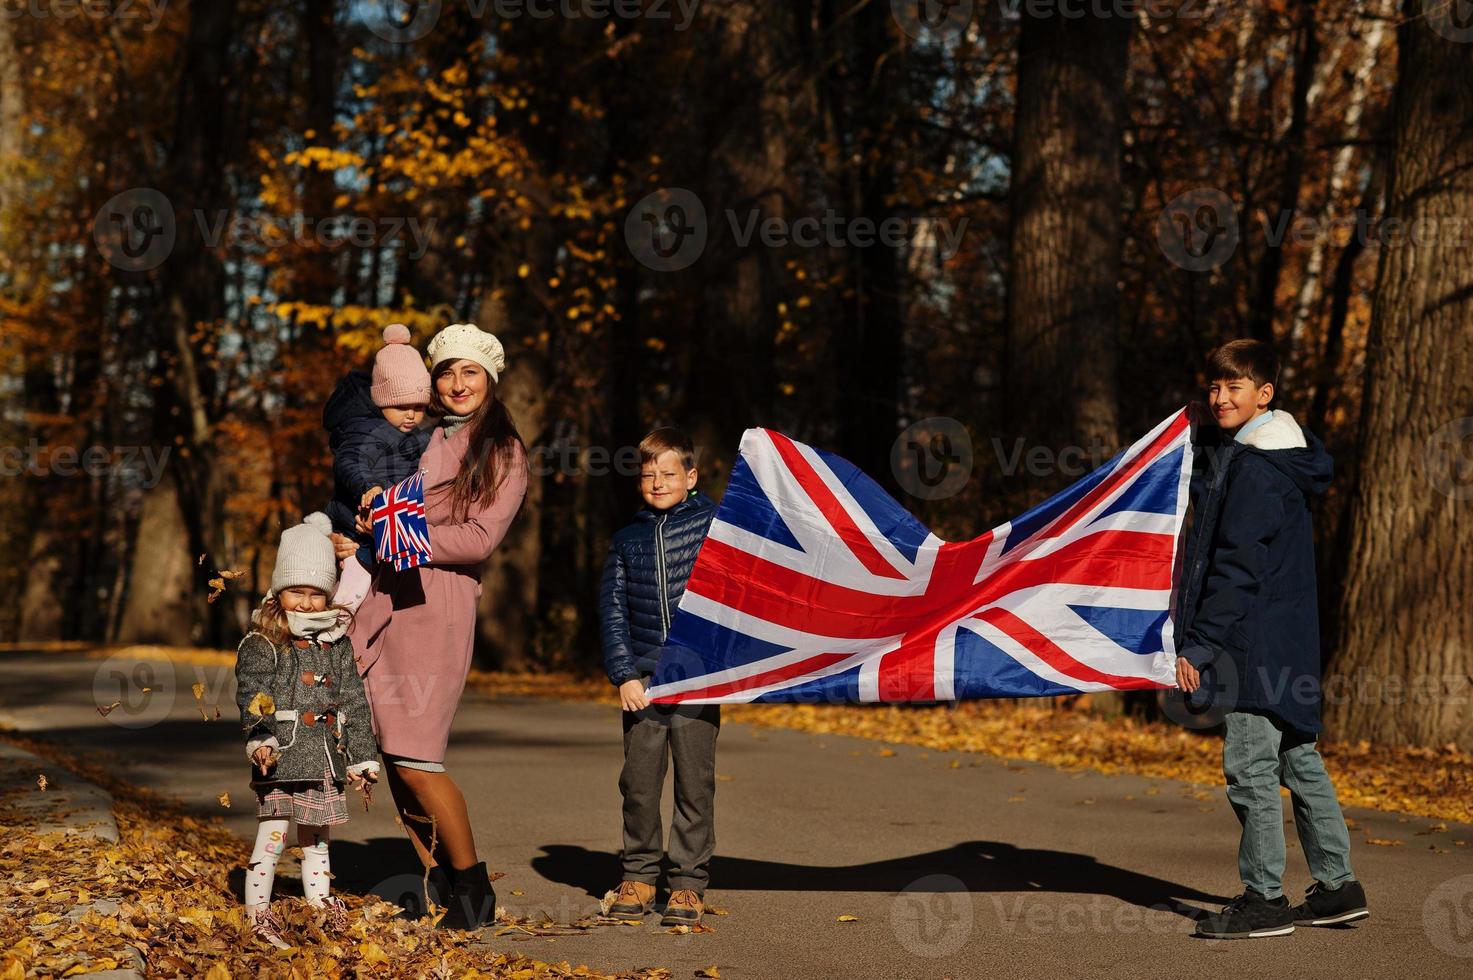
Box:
[287,608,348,643]
[251,591,349,643]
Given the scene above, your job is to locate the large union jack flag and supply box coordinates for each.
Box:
[371,470,432,572]
[646,410,1194,704]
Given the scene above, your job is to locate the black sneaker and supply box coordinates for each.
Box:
[1194,890,1296,939]
[1292,880,1369,927]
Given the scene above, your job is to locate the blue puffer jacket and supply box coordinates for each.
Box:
[322,370,432,566]
[599,492,716,687]
[1177,411,1333,733]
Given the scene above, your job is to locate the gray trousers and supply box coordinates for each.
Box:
[1223,710,1356,899]
[619,702,720,894]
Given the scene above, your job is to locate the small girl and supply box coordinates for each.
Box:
[235,512,380,947]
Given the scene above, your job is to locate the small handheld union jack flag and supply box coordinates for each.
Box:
[371,470,432,572]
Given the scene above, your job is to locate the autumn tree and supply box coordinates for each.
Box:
[1326,2,1473,749]
[1006,4,1131,463]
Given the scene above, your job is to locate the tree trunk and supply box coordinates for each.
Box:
[0,14,22,219]
[832,0,903,490]
[114,481,197,644]
[1007,5,1130,465]
[116,0,239,645]
[1326,4,1473,748]
[1285,4,1389,370]
[1246,0,1319,345]
[684,0,793,491]
[474,271,548,671]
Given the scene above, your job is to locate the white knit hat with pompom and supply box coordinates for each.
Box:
[371,323,431,407]
[271,512,339,595]
[427,322,506,383]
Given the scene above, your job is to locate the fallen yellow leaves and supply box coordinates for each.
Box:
[207,569,245,604]
[245,692,276,718]
[0,731,670,980]
[836,914,859,922]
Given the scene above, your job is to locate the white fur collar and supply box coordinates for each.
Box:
[1239,410,1307,450]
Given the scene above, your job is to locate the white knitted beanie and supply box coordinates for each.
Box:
[371,323,432,407]
[426,322,506,383]
[271,512,339,595]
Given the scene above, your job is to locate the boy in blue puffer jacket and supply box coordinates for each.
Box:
[598,427,717,928]
[1177,340,1367,940]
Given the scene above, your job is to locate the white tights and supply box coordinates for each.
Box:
[245,819,333,913]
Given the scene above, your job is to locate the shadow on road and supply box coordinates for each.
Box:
[531,842,1224,918]
[228,836,444,918]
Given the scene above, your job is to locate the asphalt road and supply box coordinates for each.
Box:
[3,648,1470,979]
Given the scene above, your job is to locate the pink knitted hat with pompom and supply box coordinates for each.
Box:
[371,324,431,407]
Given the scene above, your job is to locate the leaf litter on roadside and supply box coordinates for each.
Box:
[0,732,675,979]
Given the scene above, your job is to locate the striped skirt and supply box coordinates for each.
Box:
[254,767,349,826]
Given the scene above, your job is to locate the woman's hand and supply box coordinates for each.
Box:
[251,745,277,776]
[360,486,384,510]
[331,533,358,560]
[618,678,651,712]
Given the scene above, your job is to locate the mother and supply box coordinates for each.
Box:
[338,322,527,930]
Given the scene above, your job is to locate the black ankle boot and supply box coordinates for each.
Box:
[425,865,452,917]
[438,861,496,930]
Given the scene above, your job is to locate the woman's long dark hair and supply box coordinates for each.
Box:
[430,364,526,522]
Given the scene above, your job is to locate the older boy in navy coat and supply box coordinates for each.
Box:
[1178,340,1368,940]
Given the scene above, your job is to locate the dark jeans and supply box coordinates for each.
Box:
[1223,710,1355,899]
[618,702,720,894]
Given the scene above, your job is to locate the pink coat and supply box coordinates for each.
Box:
[350,423,527,762]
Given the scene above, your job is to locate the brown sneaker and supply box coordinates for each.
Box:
[608,880,656,920]
[660,889,703,927]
